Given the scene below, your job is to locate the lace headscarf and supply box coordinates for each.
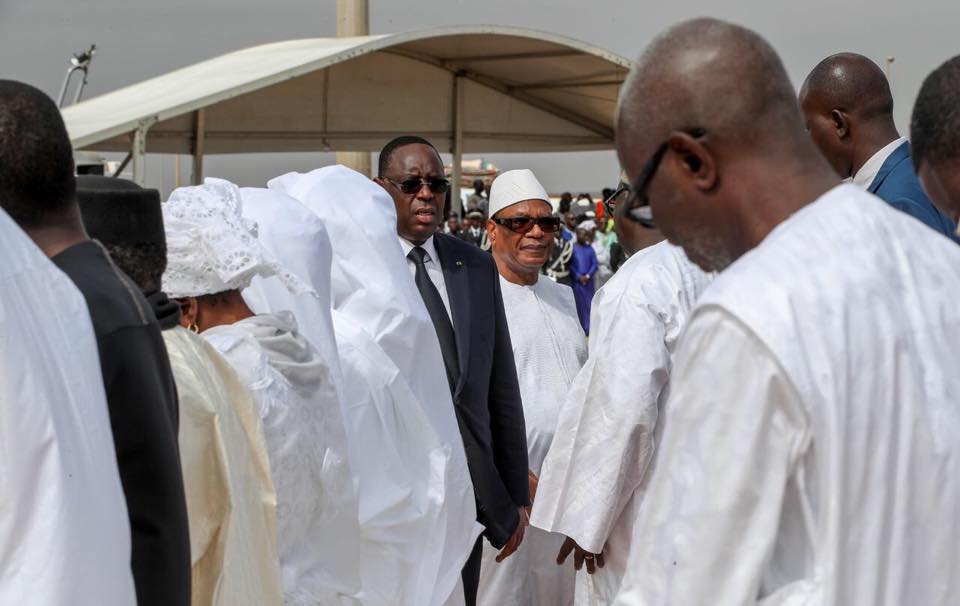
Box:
[162,178,314,299]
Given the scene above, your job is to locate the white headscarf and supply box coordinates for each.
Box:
[162,178,314,299]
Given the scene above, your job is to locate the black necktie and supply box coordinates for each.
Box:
[408,246,461,393]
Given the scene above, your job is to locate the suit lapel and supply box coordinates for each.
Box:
[868,141,910,194]
[434,234,471,397]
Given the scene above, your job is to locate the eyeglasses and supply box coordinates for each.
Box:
[384,176,451,195]
[602,181,630,217]
[492,215,562,234]
[623,127,706,226]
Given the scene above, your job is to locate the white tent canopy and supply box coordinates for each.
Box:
[61,25,630,185]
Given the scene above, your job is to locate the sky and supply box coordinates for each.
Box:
[2,0,958,195]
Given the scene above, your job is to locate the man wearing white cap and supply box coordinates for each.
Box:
[477,169,587,606]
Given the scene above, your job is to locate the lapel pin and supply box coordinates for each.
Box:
[456,260,463,267]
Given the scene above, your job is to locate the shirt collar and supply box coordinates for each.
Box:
[398,233,439,264]
[852,136,907,190]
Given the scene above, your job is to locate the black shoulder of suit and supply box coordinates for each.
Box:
[435,231,496,268]
[52,240,191,606]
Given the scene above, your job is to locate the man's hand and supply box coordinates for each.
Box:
[579,275,590,285]
[556,536,605,574]
[526,470,539,516]
[495,507,529,563]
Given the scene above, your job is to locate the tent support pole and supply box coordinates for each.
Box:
[451,74,464,216]
[131,120,151,186]
[191,109,206,185]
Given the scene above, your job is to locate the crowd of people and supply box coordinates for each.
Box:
[2,15,960,606]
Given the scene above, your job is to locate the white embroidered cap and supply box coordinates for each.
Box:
[488,169,551,218]
[162,177,315,299]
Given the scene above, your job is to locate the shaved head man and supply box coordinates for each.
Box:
[911,55,960,228]
[800,53,957,238]
[614,18,960,606]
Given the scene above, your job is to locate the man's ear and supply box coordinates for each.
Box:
[485,219,498,245]
[831,109,850,139]
[668,133,716,192]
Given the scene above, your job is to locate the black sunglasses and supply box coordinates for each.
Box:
[624,127,707,225]
[492,215,562,234]
[384,176,451,195]
[602,181,630,218]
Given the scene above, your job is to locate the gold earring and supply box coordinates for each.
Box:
[189,322,199,334]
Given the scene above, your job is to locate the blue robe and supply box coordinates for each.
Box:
[571,242,598,335]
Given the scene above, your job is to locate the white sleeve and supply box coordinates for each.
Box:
[531,274,671,553]
[615,308,809,606]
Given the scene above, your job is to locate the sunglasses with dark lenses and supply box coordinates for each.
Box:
[492,216,562,234]
[602,182,630,217]
[385,176,451,195]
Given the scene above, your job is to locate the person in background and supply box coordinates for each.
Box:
[570,221,599,335]
[562,211,578,242]
[462,209,486,247]
[162,178,362,605]
[910,55,960,232]
[592,219,615,287]
[467,178,489,216]
[477,169,585,606]
[545,224,575,286]
[559,191,573,215]
[800,53,958,240]
[0,79,190,606]
[615,18,960,605]
[0,204,137,606]
[75,175,282,606]
[444,213,462,236]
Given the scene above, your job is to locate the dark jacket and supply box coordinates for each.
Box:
[868,141,958,242]
[53,240,191,606]
[433,232,530,548]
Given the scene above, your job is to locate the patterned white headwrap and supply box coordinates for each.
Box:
[162,177,315,299]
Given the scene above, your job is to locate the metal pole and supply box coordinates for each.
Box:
[451,75,464,216]
[131,121,150,185]
[335,0,372,177]
[191,109,206,185]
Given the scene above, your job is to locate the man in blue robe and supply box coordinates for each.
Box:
[570,221,599,334]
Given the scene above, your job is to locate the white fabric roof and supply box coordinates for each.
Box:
[62,25,630,155]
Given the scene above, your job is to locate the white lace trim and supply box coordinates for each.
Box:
[162,178,315,299]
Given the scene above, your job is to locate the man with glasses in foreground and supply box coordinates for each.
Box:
[532,175,712,605]
[376,136,530,606]
[614,18,960,605]
[476,169,587,606]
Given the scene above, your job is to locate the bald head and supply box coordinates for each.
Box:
[800,53,893,123]
[617,18,804,158]
[615,18,829,272]
[799,53,900,177]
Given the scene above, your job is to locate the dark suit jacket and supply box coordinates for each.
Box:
[53,241,191,606]
[433,232,530,548]
[868,141,959,241]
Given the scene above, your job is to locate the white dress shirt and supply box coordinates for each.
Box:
[399,235,453,320]
[852,136,907,189]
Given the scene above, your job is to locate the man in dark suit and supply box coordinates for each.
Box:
[799,52,958,240]
[375,136,530,605]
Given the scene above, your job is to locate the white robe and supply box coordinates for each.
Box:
[478,276,587,606]
[163,326,282,606]
[270,166,481,606]
[240,183,470,605]
[203,312,361,605]
[0,208,136,605]
[531,241,713,605]
[615,184,960,605]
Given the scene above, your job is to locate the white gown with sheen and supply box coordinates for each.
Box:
[204,312,361,606]
[616,185,960,605]
[531,241,713,605]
